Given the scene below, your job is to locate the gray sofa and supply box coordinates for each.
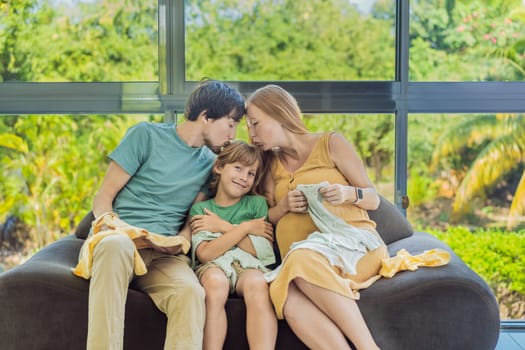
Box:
[0,197,500,349]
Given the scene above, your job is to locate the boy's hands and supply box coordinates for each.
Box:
[191,209,273,242]
[239,218,274,242]
[191,208,233,234]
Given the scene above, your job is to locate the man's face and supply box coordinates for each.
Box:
[204,115,239,153]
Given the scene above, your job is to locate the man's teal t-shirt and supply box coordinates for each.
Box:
[109,122,215,236]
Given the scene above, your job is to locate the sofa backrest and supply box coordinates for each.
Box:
[74,195,413,244]
[369,195,413,244]
[75,211,94,239]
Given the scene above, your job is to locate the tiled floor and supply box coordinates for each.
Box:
[496,321,525,350]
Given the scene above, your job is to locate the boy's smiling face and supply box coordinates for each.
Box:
[215,160,259,201]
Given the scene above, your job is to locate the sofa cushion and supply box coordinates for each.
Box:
[367,195,413,245]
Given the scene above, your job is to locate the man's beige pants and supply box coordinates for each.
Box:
[86,234,205,350]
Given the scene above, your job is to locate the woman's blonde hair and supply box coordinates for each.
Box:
[210,141,264,196]
[246,85,309,201]
[246,84,308,134]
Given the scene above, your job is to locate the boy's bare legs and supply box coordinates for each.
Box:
[200,267,230,350]
[288,277,380,350]
[236,269,277,350]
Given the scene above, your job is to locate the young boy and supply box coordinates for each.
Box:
[190,141,277,350]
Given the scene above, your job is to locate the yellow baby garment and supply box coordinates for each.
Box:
[73,213,190,279]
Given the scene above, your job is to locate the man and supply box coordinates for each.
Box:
[85,79,245,350]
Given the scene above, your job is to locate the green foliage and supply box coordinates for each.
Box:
[430,114,502,172]
[429,227,525,295]
[410,0,525,80]
[407,168,439,207]
[185,0,395,81]
[0,115,157,247]
[0,133,28,153]
[0,0,40,81]
[408,114,458,169]
[0,0,158,82]
[429,114,525,223]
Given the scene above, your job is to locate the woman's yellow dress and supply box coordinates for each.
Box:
[269,132,388,319]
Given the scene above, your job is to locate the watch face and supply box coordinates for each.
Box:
[357,188,363,199]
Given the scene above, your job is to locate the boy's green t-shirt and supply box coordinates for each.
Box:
[190,195,275,267]
[190,195,268,225]
[109,122,215,236]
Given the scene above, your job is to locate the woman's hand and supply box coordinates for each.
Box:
[239,218,274,241]
[268,188,308,224]
[319,184,350,205]
[287,189,308,213]
[190,208,233,234]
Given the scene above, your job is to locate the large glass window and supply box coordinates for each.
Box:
[0,0,158,82]
[2,0,525,323]
[408,112,525,320]
[408,113,524,230]
[409,1,525,81]
[184,0,396,81]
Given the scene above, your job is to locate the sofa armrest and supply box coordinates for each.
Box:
[357,231,500,350]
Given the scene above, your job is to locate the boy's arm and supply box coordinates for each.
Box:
[237,197,273,257]
[190,208,234,235]
[195,221,255,263]
[236,220,273,255]
[236,237,256,255]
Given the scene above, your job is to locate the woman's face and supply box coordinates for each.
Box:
[246,104,282,151]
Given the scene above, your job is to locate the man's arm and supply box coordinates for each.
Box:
[179,191,209,243]
[92,161,131,219]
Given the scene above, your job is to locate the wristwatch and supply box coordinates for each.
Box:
[351,187,363,204]
[356,187,363,201]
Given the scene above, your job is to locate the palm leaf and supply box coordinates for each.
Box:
[509,7,525,22]
[452,127,525,217]
[507,170,525,230]
[0,133,28,153]
[490,43,525,76]
[430,115,501,172]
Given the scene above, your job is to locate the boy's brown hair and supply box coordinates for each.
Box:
[210,141,264,197]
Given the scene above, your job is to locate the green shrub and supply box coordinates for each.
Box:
[427,226,525,294]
